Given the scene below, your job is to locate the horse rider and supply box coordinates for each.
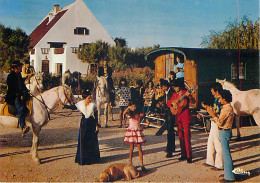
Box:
[6,60,30,136]
[21,59,35,84]
[97,57,116,107]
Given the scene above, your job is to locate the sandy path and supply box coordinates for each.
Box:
[0,106,259,182]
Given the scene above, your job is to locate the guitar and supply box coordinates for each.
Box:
[170,85,197,115]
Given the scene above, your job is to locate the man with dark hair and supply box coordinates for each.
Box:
[98,57,116,107]
[167,79,192,163]
[160,79,176,158]
[6,60,30,137]
[21,59,35,84]
[204,89,235,182]
[202,82,224,170]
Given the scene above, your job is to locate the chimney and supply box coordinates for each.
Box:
[54,4,59,14]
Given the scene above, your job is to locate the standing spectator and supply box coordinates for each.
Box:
[167,71,176,84]
[64,90,100,165]
[204,90,235,182]
[174,55,185,84]
[161,79,176,158]
[21,59,35,84]
[202,82,223,170]
[132,80,145,111]
[123,101,147,172]
[117,78,131,128]
[143,80,155,115]
[167,80,192,163]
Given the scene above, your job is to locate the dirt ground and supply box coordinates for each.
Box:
[0,106,259,182]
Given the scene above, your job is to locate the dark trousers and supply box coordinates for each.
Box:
[166,113,175,152]
[15,97,27,129]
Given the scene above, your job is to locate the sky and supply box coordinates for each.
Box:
[0,0,259,48]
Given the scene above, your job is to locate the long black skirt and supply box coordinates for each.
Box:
[75,115,100,165]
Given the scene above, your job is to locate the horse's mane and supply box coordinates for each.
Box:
[223,80,237,89]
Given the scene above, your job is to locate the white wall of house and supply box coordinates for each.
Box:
[30,0,115,75]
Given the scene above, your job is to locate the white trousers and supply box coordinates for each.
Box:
[206,121,223,169]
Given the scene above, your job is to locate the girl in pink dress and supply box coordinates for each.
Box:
[123,101,147,172]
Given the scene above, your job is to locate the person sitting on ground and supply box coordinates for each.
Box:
[6,60,30,137]
[21,59,35,84]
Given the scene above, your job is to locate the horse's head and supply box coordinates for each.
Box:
[58,85,76,106]
[216,78,237,91]
[97,76,108,97]
[29,72,44,93]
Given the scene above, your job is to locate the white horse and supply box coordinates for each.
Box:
[96,76,113,127]
[216,79,260,138]
[0,85,75,164]
[26,72,44,96]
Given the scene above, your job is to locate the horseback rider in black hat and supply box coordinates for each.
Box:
[97,57,116,107]
[6,60,30,137]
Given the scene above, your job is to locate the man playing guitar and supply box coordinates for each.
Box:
[167,80,193,163]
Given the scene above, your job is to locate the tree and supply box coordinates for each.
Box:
[77,40,109,64]
[0,25,30,72]
[201,16,259,49]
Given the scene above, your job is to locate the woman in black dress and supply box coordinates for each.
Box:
[65,90,100,165]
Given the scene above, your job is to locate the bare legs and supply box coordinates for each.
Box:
[129,143,146,170]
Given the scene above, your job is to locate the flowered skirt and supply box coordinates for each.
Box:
[124,128,146,144]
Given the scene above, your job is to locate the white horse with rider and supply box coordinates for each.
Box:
[216,79,260,139]
[95,76,114,127]
[0,85,75,164]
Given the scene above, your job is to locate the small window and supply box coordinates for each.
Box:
[74,27,89,35]
[41,48,50,54]
[71,47,79,54]
[231,62,246,80]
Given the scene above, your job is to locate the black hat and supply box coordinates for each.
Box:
[82,89,92,98]
[160,79,170,87]
[172,79,184,88]
[11,60,23,68]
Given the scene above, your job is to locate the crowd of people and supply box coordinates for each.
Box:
[4,57,237,182]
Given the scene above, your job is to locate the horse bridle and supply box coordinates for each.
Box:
[97,78,108,98]
[58,86,74,106]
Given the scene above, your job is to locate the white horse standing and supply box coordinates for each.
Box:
[216,79,260,138]
[96,76,113,127]
[0,85,75,164]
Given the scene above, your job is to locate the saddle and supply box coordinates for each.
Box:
[0,99,33,117]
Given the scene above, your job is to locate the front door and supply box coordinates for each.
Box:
[42,60,49,74]
[56,63,63,76]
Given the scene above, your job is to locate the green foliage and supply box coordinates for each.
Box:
[112,67,154,87]
[0,24,30,72]
[77,40,109,64]
[201,16,259,49]
[42,73,61,90]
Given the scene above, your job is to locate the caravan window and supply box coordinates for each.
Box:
[231,62,246,80]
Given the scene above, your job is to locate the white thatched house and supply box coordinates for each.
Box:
[29,0,115,75]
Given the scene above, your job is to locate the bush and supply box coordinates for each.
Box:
[43,73,61,90]
[112,67,154,87]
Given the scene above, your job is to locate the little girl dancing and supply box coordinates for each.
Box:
[123,101,148,172]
